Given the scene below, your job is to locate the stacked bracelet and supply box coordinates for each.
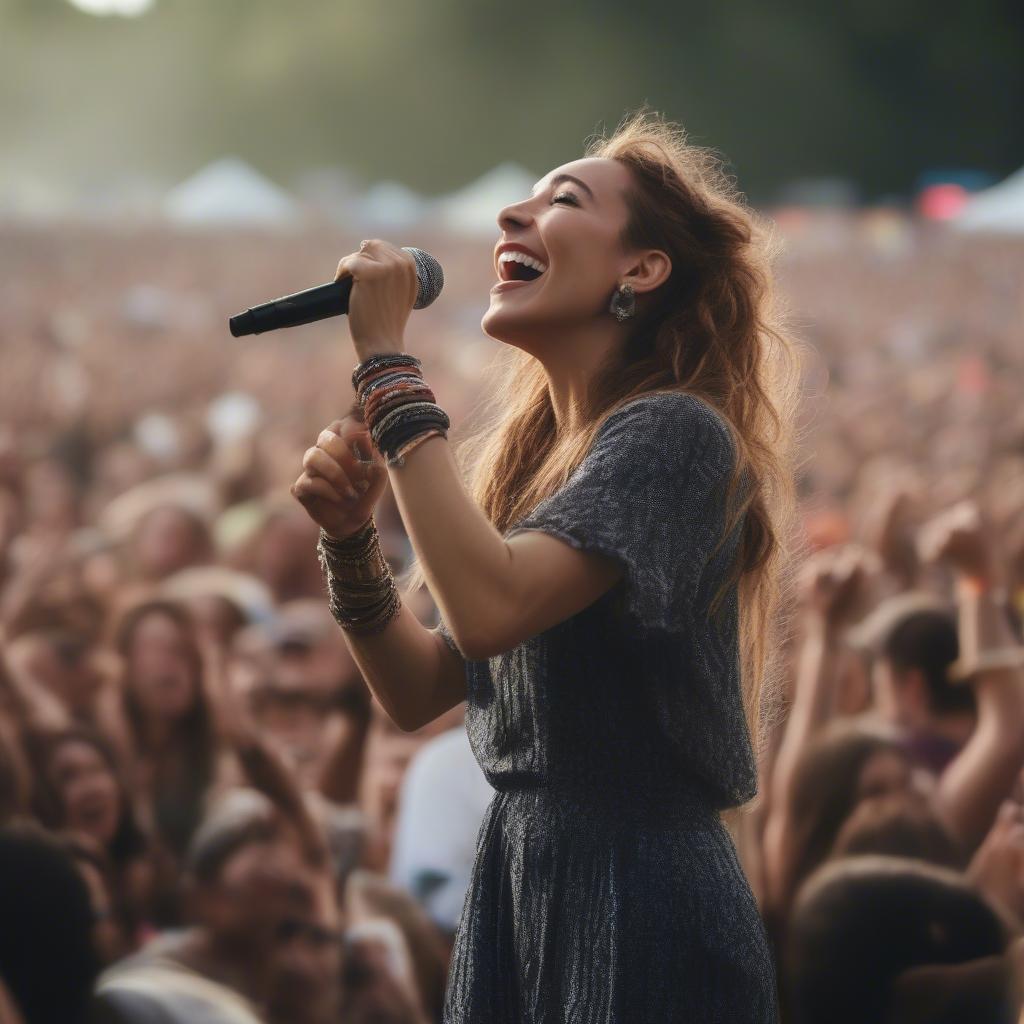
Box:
[351,352,450,467]
[316,519,401,635]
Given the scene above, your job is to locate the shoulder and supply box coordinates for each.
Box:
[596,391,736,468]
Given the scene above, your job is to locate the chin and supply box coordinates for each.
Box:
[481,302,549,351]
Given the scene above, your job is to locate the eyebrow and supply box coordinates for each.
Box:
[531,173,595,202]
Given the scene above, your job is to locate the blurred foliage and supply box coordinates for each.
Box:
[1,0,1022,200]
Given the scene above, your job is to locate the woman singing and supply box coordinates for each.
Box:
[292,109,800,1022]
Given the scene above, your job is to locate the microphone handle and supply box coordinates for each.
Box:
[229,277,355,337]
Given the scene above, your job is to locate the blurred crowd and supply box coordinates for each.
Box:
[0,215,1023,1023]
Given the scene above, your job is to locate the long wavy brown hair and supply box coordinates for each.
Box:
[401,108,806,759]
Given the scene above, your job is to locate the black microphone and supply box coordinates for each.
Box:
[228,247,444,337]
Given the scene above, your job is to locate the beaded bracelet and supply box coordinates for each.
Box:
[352,352,422,391]
[351,351,450,467]
[316,520,401,635]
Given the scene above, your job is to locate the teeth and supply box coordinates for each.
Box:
[499,251,548,274]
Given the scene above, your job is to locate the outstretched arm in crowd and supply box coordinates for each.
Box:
[218,675,330,868]
[762,545,874,906]
[922,502,1024,854]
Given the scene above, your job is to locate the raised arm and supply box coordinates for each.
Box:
[763,544,875,905]
[920,502,1024,853]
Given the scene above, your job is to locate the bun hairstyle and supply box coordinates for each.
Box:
[403,108,806,762]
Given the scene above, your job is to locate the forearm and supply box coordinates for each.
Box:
[769,619,841,813]
[338,602,462,733]
[316,711,371,804]
[386,433,516,656]
[235,733,329,866]
[935,583,1024,850]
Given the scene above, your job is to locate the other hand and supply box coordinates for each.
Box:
[291,405,388,540]
[916,500,997,582]
[798,543,880,631]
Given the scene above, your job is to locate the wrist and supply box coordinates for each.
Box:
[321,518,374,545]
[353,342,407,365]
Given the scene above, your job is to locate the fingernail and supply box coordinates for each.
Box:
[355,479,370,493]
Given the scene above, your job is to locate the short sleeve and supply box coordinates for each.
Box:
[504,392,740,635]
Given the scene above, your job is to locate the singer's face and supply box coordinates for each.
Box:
[483,157,635,345]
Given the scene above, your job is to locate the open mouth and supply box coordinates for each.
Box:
[498,251,548,283]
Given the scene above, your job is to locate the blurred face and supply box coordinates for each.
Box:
[255,512,321,599]
[265,874,344,1024]
[127,612,198,720]
[200,836,336,958]
[51,740,122,846]
[483,157,637,347]
[134,505,206,579]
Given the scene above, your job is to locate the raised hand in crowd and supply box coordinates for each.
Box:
[763,543,880,908]
[918,500,1024,852]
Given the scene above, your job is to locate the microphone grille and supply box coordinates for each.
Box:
[404,247,445,310]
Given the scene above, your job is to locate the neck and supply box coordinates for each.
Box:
[529,320,626,436]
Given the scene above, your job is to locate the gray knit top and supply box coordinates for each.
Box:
[436,390,757,811]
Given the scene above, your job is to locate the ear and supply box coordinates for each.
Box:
[621,248,672,296]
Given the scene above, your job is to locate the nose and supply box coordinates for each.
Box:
[497,195,534,233]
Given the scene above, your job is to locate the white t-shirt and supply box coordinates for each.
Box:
[388,726,494,933]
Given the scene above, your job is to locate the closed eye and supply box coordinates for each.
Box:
[552,191,580,207]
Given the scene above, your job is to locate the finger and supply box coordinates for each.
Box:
[337,417,383,465]
[316,428,371,478]
[303,446,357,499]
[291,473,348,506]
[334,253,375,283]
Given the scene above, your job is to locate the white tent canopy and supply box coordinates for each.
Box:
[357,181,427,231]
[952,166,1024,234]
[432,162,536,236]
[162,158,302,227]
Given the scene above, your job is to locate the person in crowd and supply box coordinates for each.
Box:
[104,598,226,877]
[24,725,155,939]
[784,854,1020,1024]
[0,824,100,1024]
[848,593,975,775]
[830,789,966,869]
[95,789,342,1024]
[765,501,1024,935]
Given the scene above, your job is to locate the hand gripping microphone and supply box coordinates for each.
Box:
[228,247,444,337]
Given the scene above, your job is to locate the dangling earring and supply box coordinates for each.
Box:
[609,282,636,322]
